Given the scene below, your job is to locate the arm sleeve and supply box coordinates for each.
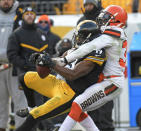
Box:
[7,33,26,68]
[65,35,113,63]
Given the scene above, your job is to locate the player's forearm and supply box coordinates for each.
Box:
[65,40,96,63]
[53,65,78,81]
[65,35,109,63]
[51,44,96,67]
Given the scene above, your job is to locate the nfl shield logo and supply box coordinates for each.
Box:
[41,35,46,41]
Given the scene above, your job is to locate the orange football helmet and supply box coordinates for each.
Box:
[97,5,127,28]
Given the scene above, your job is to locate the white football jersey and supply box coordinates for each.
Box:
[66,26,127,87]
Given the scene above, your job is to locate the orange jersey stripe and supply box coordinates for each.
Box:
[103,29,121,38]
[104,30,120,37]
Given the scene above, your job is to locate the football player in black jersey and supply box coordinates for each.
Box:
[15,20,105,131]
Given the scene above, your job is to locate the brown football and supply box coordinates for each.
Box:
[36,65,51,79]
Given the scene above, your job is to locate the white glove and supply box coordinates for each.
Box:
[52,57,67,66]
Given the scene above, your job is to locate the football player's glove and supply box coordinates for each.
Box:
[52,57,68,66]
[36,52,55,68]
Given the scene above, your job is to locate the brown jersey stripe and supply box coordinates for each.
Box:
[104,84,118,96]
[103,29,121,38]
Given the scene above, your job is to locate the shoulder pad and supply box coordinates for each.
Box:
[103,29,121,38]
[101,26,127,40]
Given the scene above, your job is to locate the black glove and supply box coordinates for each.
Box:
[36,52,55,68]
[29,52,40,64]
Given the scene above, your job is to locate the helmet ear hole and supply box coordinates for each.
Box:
[116,20,121,23]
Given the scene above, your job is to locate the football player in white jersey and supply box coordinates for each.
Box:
[49,5,128,131]
[31,5,128,131]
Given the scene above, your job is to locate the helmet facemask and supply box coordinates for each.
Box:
[97,11,118,27]
[97,5,128,29]
[72,30,92,48]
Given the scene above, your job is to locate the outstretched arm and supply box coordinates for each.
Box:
[65,35,112,63]
[35,52,95,81]
[53,60,95,81]
[51,35,110,66]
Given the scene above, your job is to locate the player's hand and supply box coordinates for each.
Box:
[29,52,40,64]
[36,52,56,68]
[52,57,68,66]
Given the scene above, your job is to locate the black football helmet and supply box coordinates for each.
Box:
[73,20,100,48]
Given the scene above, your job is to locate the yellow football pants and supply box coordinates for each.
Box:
[24,72,76,119]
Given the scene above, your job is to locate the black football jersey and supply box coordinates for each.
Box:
[67,48,106,95]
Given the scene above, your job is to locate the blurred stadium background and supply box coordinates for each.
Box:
[14,0,141,130]
[19,0,141,15]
